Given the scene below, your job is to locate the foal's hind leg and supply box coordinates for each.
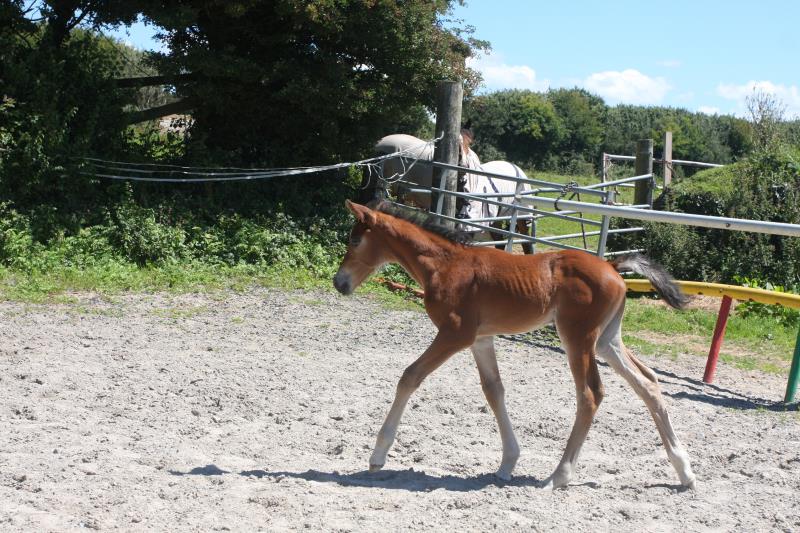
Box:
[596,309,696,489]
[369,330,474,472]
[471,336,520,480]
[542,330,605,489]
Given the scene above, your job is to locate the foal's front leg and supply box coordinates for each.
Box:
[471,336,520,480]
[369,330,474,472]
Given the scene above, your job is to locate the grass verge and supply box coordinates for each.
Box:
[0,262,422,312]
[1,261,794,376]
[623,296,797,375]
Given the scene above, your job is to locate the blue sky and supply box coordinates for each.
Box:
[111,1,800,117]
[451,0,800,117]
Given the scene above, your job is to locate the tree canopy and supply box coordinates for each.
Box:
[137,0,485,165]
[1,0,484,211]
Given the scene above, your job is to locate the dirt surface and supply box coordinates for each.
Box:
[1,288,799,532]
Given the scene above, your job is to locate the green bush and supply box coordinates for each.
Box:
[612,148,800,287]
[184,212,345,274]
[0,193,348,278]
[0,204,42,270]
[734,276,800,329]
[108,199,187,265]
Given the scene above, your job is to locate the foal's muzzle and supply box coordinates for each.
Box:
[333,271,353,295]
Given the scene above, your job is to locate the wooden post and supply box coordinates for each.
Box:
[634,139,654,207]
[663,131,673,187]
[432,80,463,226]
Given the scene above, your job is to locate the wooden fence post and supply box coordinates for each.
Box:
[431,80,463,226]
[663,131,673,187]
[634,138,654,207]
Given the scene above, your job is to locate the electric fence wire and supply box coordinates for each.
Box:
[79,135,442,184]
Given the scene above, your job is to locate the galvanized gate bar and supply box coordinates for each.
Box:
[415,159,608,198]
[519,196,800,237]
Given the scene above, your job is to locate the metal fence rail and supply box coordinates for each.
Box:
[605,153,724,169]
[400,158,653,256]
[385,154,800,261]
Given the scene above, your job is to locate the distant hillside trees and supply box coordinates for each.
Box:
[463,88,764,176]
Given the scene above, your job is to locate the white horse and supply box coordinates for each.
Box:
[374,133,534,253]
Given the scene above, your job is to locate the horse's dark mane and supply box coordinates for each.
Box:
[369,200,474,246]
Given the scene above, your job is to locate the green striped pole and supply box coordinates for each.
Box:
[785,324,800,403]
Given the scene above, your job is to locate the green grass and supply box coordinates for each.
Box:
[0,261,421,313]
[519,170,639,253]
[622,296,798,374]
[2,256,792,376]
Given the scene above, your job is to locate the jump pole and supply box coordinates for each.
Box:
[703,295,733,383]
[785,326,800,403]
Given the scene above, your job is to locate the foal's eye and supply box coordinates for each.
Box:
[350,236,362,247]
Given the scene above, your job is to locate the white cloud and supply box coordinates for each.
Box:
[717,80,800,118]
[468,53,550,92]
[698,106,721,115]
[584,69,671,105]
[658,59,682,68]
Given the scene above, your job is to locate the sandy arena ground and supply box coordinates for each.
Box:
[1,288,799,532]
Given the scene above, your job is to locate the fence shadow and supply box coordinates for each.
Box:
[237,468,542,493]
[609,362,798,412]
[502,333,797,411]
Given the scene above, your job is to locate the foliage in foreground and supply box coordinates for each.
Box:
[0,194,349,300]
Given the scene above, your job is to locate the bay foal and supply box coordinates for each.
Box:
[333,200,696,489]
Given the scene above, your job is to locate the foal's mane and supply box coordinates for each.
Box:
[370,201,474,246]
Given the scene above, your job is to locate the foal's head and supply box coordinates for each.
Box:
[333,201,389,295]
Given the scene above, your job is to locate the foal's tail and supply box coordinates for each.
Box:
[609,254,690,310]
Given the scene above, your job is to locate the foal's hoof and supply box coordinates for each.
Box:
[494,470,513,482]
[368,463,384,473]
[540,473,569,490]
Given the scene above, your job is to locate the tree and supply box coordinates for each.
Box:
[138,0,484,166]
[547,87,605,163]
[746,89,786,152]
[0,1,144,208]
[463,90,564,168]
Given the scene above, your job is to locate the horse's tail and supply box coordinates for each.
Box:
[609,254,690,310]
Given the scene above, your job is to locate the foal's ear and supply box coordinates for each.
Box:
[345,200,377,225]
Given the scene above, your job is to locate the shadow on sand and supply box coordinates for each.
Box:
[170,467,685,493]
[651,366,798,412]
[169,465,542,492]
[502,329,797,411]
[237,468,542,492]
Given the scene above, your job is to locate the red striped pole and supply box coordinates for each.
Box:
[703,295,733,383]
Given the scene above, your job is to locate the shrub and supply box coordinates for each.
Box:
[734,276,800,329]
[611,147,800,287]
[0,204,41,270]
[108,199,187,265]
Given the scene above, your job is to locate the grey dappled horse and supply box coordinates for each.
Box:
[373,134,534,253]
